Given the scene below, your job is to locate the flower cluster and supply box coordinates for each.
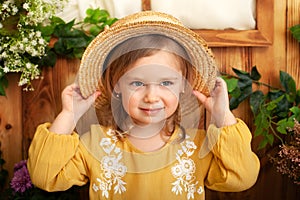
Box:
[10,160,33,194]
[0,0,67,90]
[271,120,300,185]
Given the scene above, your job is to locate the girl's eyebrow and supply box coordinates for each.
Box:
[124,76,180,81]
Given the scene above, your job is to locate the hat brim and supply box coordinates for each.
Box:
[78,11,218,99]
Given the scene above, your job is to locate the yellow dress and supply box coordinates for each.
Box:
[27,119,260,200]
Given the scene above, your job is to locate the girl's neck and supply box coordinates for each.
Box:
[124,122,172,152]
[127,129,171,152]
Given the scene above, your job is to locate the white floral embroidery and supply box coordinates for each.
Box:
[171,137,204,199]
[92,129,127,198]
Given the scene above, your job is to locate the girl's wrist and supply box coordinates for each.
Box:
[49,110,76,134]
[216,110,237,128]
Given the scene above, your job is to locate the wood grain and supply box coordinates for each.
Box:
[0,74,22,182]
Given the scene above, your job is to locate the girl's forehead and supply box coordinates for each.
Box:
[120,64,183,81]
[130,50,183,72]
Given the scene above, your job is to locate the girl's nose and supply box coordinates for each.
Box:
[143,84,160,103]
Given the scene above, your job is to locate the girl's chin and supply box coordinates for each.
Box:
[131,118,167,127]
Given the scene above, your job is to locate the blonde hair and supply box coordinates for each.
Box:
[96,34,195,139]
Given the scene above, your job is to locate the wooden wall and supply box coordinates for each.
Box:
[0,0,299,199]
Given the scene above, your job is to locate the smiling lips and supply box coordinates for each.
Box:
[139,107,164,115]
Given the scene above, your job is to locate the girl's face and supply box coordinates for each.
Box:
[115,51,184,126]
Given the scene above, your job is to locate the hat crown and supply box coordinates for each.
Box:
[112,11,183,28]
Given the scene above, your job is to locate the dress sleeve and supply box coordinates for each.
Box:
[27,123,89,192]
[204,119,260,192]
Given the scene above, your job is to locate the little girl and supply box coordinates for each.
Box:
[27,11,260,200]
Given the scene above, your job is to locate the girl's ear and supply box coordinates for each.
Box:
[181,77,186,93]
[114,82,121,93]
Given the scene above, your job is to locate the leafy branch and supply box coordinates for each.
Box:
[37,8,117,68]
[0,8,117,96]
[222,66,300,150]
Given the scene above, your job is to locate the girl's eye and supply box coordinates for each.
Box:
[160,81,173,86]
[130,81,144,87]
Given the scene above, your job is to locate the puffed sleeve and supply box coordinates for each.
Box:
[27,123,89,192]
[205,119,260,192]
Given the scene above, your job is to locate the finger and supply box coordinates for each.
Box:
[193,90,207,104]
[86,91,101,105]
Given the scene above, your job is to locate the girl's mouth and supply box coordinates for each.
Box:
[139,107,164,115]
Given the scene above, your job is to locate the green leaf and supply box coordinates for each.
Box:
[105,18,118,26]
[250,66,261,81]
[53,20,76,37]
[223,77,238,93]
[250,90,264,115]
[267,92,290,118]
[266,101,277,111]
[290,24,300,42]
[258,139,269,150]
[50,16,66,25]
[277,119,294,134]
[65,37,89,49]
[89,25,102,36]
[230,86,241,98]
[229,82,252,110]
[280,70,296,95]
[0,74,8,96]
[72,47,85,59]
[53,38,72,55]
[266,134,274,145]
[290,106,300,115]
[37,49,57,67]
[290,106,300,121]
[295,90,300,105]
[84,8,109,24]
[254,112,269,137]
[232,68,251,80]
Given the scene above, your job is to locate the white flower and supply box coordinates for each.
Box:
[31,40,37,46]
[180,157,195,173]
[102,155,118,170]
[35,31,41,37]
[23,3,30,10]
[114,164,127,177]
[12,6,18,14]
[3,67,10,73]
[100,138,115,154]
[171,164,183,178]
[26,63,32,69]
[186,141,197,149]
[0,23,3,29]
[197,186,204,194]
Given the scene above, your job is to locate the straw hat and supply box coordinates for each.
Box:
[78,11,218,107]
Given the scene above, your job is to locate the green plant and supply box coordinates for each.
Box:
[290,23,300,42]
[222,66,300,150]
[0,0,68,93]
[0,1,117,95]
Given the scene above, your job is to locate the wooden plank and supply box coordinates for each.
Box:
[196,29,272,47]
[0,74,22,182]
[286,0,300,87]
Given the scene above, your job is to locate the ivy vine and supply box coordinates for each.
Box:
[222,66,300,150]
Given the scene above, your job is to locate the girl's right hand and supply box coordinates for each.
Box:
[49,83,100,134]
[61,83,100,122]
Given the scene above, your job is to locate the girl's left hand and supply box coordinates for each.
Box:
[193,77,237,127]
